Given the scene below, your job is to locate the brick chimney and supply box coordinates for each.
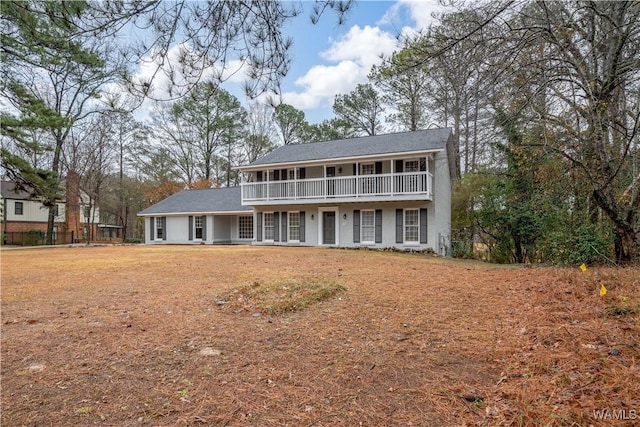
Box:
[65,170,81,242]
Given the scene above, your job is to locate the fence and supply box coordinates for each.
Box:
[2,230,130,246]
[3,231,76,246]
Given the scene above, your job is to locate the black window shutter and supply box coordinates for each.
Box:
[281,212,288,242]
[299,211,305,242]
[162,217,167,240]
[256,212,263,241]
[375,161,382,174]
[274,169,280,181]
[420,208,428,243]
[299,168,306,180]
[420,158,427,171]
[352,164,357,175]
[375,210,382,243]
[395,160,403,173]
[188,215,193,240]
[150,217,155,241]
[202,216,207,241]
[257,171,263,182]
[396,209,403,244]
[274,211,280,242]
[353,210,360,243]
[281,169,287,180]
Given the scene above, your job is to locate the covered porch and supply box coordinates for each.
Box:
[240,156,434,206]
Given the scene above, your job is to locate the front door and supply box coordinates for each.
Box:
[326,166,336,196]
[322,211,336,244]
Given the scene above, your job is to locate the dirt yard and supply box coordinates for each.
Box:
[1,245,638,426]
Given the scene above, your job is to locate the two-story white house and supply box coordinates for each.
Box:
[1,177,102,244]
[139,129,454,254]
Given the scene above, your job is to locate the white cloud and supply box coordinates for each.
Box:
[281,25,400,114]
[282,61,362,109]
[382,0,443,31]
[321,25,399,70]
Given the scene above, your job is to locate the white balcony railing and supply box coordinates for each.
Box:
[241,172,433,203]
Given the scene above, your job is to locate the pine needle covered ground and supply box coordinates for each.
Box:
[1,246,638,426]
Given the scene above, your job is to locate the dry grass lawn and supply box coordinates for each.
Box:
[1,245,639,426]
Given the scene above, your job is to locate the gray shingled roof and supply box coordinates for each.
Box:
[244,128,451,168]
[1,181,30,200]
[138,186,250,216]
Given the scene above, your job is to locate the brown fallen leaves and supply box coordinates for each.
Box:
[1,246,638,426]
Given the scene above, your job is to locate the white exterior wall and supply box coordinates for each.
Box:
[253,200,447,252]
[144,214,254,245]
[431,150,452,254]
[5,199,66,223]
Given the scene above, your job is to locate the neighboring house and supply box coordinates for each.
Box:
[1,181,67,234]
[137,187,254,245]
[1,176,102,243]
[139,129,454,254]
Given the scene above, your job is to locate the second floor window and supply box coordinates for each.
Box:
[15,201,23,215]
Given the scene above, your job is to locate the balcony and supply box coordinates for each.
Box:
[241,172,433,205]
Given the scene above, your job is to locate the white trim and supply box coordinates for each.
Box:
[235,149,444,171]
[318,207,339,246]
[138,210,252,217]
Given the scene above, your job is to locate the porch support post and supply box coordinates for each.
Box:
[390,159,394,196]
[323,165,327,199]
[356,162,359,197]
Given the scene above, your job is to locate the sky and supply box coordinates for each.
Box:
[133,0,444,125]
[275,0,442,123]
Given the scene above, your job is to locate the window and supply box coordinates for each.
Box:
[361,163,375,175]
[156,217,164,239]
[361,163,375,193]
[404,160,419,172]
[239,216,253,239]
[194,216,203,239]
[405,209,419,243]
[14,201,23,215]
[289,212,300,241]
[288,169,296,180]
[361,210,375,243]
[405,160,419,192]
[264,212,274,240]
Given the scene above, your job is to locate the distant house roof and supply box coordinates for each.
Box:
[137,186,251,216]
[241,128,452,168]
[1,181,36,200]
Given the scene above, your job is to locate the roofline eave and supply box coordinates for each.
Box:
[137,210,253,217]
[234,148,444,171]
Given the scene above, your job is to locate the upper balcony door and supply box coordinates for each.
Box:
[326,166,336,196]
[405,160,419,192]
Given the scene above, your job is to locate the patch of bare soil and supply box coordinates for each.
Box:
[1,246,638,426]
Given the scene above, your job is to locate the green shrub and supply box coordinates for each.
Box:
[545,225,611,265]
